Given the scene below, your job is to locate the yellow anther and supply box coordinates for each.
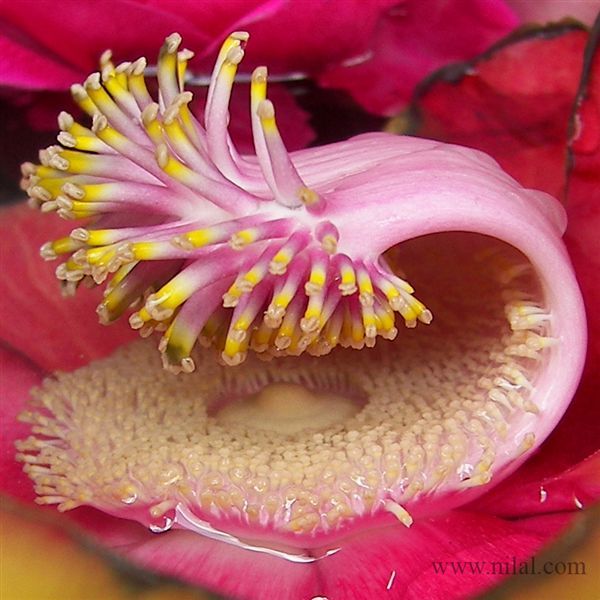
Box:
[216,32,248,67]
[141,104,163,145]
[351,318,365,344]
[69,121,94,138]
[304,297,323,322]
[103,70,128,102]
[83,230,111,246]
[52,150,91,174]
[64,134,106,153]
[85,246,116,266]
[221,58,239,82]
[223,284,243,308]
[158,150,191,181]
[177,49,194,90]
[104,262,137,295]
[163,117,188,145]
[158,33,180,74]
[33,165,62,179]
[374,305,396,333]
[224,321,250,360]
[70,84,97,116]
[147,278,192,312]
[251,67,268,105]
[33,178,63,198]
[131,242,164,260]
[51,237,81,256]
[357,269,374,297]
[273,291,293,309]
[178,228,215,249]
[362,308,378,339]
[230,229,257,249]
[278,318,297,341]
[339,263,357,295]
[308,266,326,289]
[94,124,131,151]
[127,57,152,101]
[269,249,293,274]
[241,268,261,288]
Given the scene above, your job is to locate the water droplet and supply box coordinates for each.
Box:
[121,494,138,505]
[149,515,174,533]
[574,496,583,510]
[539,486,547,503]
[457,463,474,481]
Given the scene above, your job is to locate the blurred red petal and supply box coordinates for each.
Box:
[319,0,518,115]
[227,82,314,153]
[0,0,394,90]
[0,32,81,90]
[0,204,135,372]
[0,346,43,502]
[507,0,600,27]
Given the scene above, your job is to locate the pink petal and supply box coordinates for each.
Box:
[319,0,518,115]
[0,204,135,372]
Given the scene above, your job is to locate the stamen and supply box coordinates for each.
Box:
[384,500,413,528]
[22,31,435,365]
[257,100,319,209]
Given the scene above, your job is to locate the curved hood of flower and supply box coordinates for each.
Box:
[12,31,587,597]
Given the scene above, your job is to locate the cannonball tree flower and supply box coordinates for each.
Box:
[2,28,594,599]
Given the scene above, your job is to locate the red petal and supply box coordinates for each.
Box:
[314,510,573,599]
[227,82,314,153]
[469,451,600,518]
[0,346,43,502]
[319,0,518,116]
[0,0,394,90]
[406,23,588,199]
[0,32,82,90]
[0,204,136,372]
[566,14,600,370]
[63,509,573,599]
